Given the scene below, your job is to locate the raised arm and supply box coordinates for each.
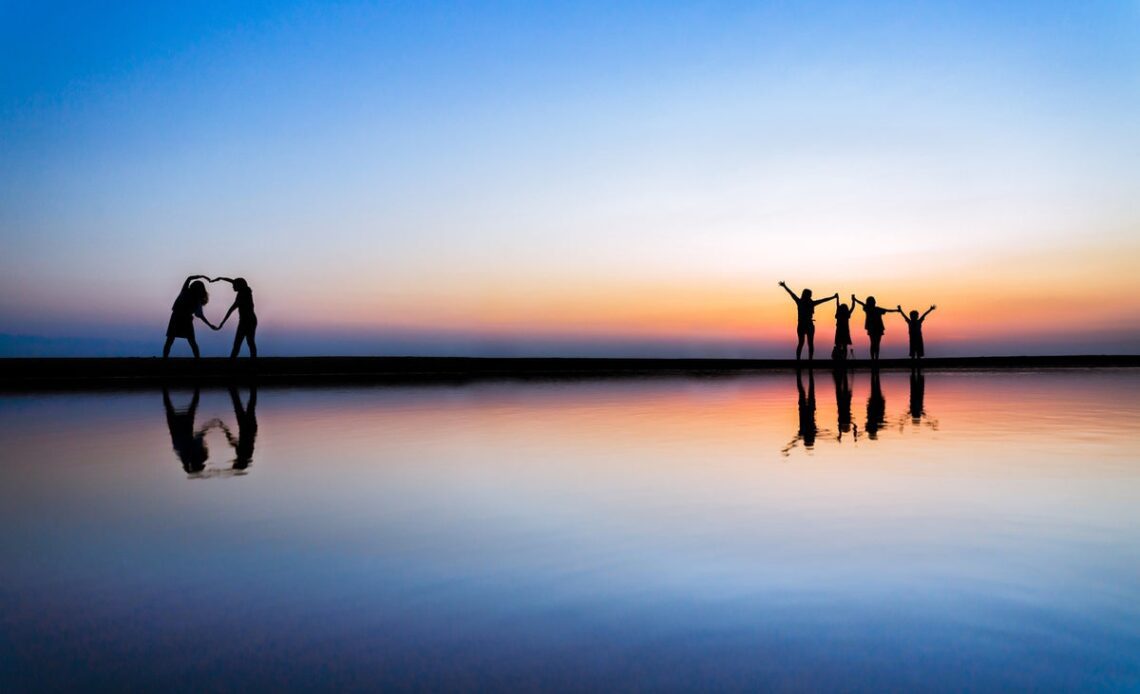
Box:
[181,274,207,291]
[813,292,839,306]
[921,304,936,320]
[851,294,866,308]
[211,277,234,285]
[778,281,799,302]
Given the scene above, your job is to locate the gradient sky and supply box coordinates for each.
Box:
[2,1,1138,356]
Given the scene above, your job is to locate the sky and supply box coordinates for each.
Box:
[2,1,1138,357]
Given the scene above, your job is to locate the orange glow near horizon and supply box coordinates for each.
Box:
[255,240,1139,353]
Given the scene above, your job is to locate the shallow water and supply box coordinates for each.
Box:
[2,370,1138,691]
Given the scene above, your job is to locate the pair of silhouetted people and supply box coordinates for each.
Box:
[163,275,257,358]
[780,282,936,361]
[163,386,258,474]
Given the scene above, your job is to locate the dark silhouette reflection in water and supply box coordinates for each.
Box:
[833,368,856,441]
[865,369,887,440]
[220,386,258,471]
[163,387,210,474]
[163,386,258,477]
[905,368,939,431]
[910,369,925,424]
[783,369,818,455]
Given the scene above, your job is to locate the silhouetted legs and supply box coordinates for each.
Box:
[868,334,882,360]
[163,336,200,358]
[231,322,257,358]
[796,324,815,360]
[909,335,924,360]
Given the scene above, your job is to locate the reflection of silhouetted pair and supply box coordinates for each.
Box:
[162,386,258,475]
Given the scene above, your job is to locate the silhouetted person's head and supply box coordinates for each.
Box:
[909,310,919,320]
[866,296,877,307]
[233,277,249,292]
[190,280,208,304]
[802,288,813,299]
[837,304,850,317]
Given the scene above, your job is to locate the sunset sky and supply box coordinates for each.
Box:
[2,1,1138,356]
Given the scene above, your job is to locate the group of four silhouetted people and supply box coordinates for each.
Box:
[779,281,935,362]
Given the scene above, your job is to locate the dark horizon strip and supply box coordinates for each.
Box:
[2,355,1138,391]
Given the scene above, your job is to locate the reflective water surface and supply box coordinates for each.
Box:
[2,370,1138,691]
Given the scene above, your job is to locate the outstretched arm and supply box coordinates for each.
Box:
[813,293,839,306]
[211,277,234,285]
[851,295,865,307]
[921,304,936,320]
[194,305,219,331]
[217,301,239,329]
[778,281,799,302]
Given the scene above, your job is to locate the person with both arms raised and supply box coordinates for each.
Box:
[778,281,839,361]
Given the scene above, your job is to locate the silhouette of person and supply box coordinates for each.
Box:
[898,304,936,360]
[222,385,258,470]
[212,277,258,358]
[163,387,210,473]
[833,300,854,361]
[833,368,854,441]
[865,368,886,439]
[851,294,901,361]
[782,368,818,454]
[778,281,838,361]
[163,275,217,358]
[908,368,926,425]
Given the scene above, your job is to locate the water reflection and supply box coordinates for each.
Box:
[833,368,855,442]
[162,387,210,474]
[3,372,1139,691]
[865,368,887,440]
[782,369,818,455]
[162,385,258,477]
[222,386,258,471]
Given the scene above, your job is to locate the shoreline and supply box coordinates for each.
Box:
[1,355,1137,389]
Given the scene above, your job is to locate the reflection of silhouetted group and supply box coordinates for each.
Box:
[164,275,258,358]
[783,367,937,455]
[162,386,258,476]
[779,281,936,362]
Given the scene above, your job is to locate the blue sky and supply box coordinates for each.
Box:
[2,1,1138,356]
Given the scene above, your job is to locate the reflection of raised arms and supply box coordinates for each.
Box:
[814,292,839,307]
[922,305,937,320]
[778,280,800,303]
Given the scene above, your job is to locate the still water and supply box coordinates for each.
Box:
[2,370,1138,691]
